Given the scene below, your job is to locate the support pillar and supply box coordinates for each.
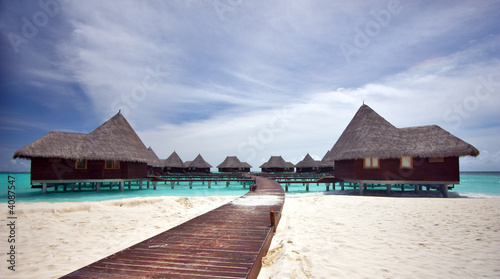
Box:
[226,181,230,187]
[153,182,157,190]
[147,181,150,189]
[189,181,193,189]
[359,183,364,195]
[401,184,405,191]
[414,184,419,193]
[171,181,175,189]
[42,183,47,194]
[119,181,124,192]
[96,182,101,191]
[341,182,344,191]
[70,183,75,192]
[326,183,330,191]
[139,181,143,190]
[439,184,448,198]
[285,183,289,192]
[386,184,391,196]
[332,183,335,191]
[208,181,211,188]
[306,183,309,191]
[128,181,132,189]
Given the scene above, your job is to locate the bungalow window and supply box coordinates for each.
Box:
[363,157,379,169]
[75,159,87,169]
[105,160,120,169]
[401,156,413,168]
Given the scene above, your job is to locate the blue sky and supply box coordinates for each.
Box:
[1,0,499,172]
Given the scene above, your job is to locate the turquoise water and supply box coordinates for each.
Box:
[1,172,499,203]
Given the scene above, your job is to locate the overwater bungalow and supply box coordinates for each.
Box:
[295,153,321,173]
[13,112,152,192]
[322,104,479,196]
[185,154,212,173]
[217,156,252,172]
[163,151,186,173]
[260,156,295,173]
[147,147,163,175]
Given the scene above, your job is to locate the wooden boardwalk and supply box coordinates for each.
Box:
[62,175,285,279]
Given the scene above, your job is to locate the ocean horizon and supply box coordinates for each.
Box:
[2,172,499,203]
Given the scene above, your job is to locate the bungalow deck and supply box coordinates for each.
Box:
[61,174,285,279]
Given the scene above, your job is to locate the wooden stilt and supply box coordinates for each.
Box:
[139,181,143,190]
[96,182,101,191]
[332,183,335,191]
[226,181,230,187]
[147,181,150,189]
[401,184,404,191]
[70,183,75,192]
[208,181,211,188]
[153,182,157,190]
[78,183,82,190]
[414,184,419,193]
[341,182,344,191]
[189,181,193,189]
[353,183,357,190]
[285,183,289,192]
[439,184,448,198]
[359,183,364,195]
[171,181,175,189]
[42,183,47,194]
[306,183,309,191]
[128,181,131,189]
[326,183,330,191]
[386,184,391,195]
[119,181,124,192]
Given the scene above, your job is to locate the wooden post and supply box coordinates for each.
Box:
[208,181,211,188]
[332,183,335,191]
[226,181,230,187]
[341,182,344,191]
[414,184,419,193]
[128,181,131,189]
[78,183,82,190]
[119,181,124,192]
[353,183,357,190]
[147,181,150,189]
[326,183,329,191]
[243,181,246,188]
[139,181,143,190]
[439,184,448,198]
[171,181,175,189]
[359,183,364,195]
[270,210,276,232]
[386,184,391,196]
[96,182,101,191]
[42,183,47,194]
[70,183,75,192]
[401,184,405,191]
[189,181,193,189]
[153,181,157,190]
[285,183,289,192]
[63,184,67,191]
[306,183,309,191]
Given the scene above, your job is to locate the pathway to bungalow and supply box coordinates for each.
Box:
[62,174,285,279]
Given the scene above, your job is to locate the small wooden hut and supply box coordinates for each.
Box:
[147,147,163,175]
[217,156,252,172]
[322,104,479,196]
[163,151,186,173]
[185,154,212,173]
[260,156,295,173]
[13,112,151,186]
[295,153,321,173]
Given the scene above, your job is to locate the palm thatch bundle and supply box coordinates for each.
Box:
[187,154,212,168]
[147,147,163,167]
[260,156,294,168]
[295,153,320,168]
[323,105,479,162]
[163,151,186,168]
[217,156,252,169]
[13,112,152,163]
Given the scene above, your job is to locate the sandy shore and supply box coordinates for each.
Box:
[258,195,500,279]
[1,196,236,279]
[2,195,499,279]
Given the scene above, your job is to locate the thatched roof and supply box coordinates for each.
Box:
[187,154,212,168]
[260,156,294,168]
[147,147,163,167]
[163,151,185,168]
[13,112,152,163]
[217,156,252,168]
[295,153,320,168]
[323,104,479,162]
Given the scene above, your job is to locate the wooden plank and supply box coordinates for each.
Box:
[62,175,284,279]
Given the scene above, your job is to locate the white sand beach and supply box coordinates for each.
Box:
[1,196,236,279]
[2,195,499,279]
[259,195,500,279]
